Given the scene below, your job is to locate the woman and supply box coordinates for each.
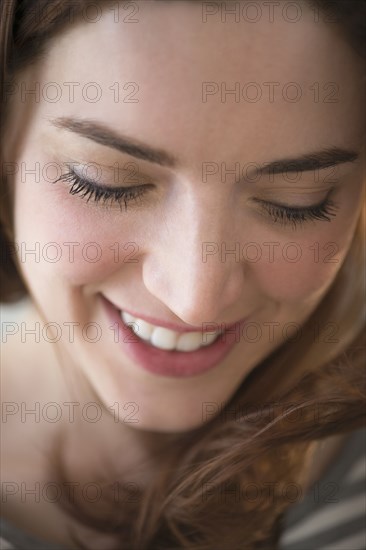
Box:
[1,0,365,548]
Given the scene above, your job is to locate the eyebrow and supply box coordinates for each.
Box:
[50,117,359,175]
[49,117,178,168]
[259,147,359,175]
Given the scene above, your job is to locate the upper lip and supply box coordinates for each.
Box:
[123,308,216,333]
[103,296,249,334]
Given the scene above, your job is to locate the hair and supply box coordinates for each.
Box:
[1,1,365,548]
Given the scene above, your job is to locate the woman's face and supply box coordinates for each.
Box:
[5,1,365,431]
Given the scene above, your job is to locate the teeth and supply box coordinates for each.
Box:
[175,331,203,352]
[201,332,220,346]
[122,311,135,325]
[133,319,154,341]
[150,327,178,351]
[120,311,221,352]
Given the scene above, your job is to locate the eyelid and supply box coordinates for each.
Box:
[252,195,339,229]
[252,185,335,208]
[53,166,154,212]
[70,166,144,191]
[252,197,324,210]
[63,160,153,189]
[255,169,345,192]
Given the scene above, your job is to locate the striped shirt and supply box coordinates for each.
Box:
[278,426,366,550]
[1,427,365,549]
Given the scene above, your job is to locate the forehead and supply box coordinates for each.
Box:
[22,0,365,163]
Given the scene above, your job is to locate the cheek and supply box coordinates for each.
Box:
[13,170,141,288]
[247,170,364,303]
[247,225,357,303]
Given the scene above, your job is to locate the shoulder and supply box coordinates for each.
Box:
[1,299,36,400]
[1,298,68,466]
[279,428,366,549]
[0,534,16,549]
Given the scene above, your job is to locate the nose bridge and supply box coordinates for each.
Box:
[185,202,237,288]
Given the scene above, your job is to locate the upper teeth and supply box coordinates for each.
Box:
[121,311,221,352]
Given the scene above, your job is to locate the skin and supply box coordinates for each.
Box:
[1,1,365,545]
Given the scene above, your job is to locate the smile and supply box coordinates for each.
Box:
[101,294,250,378]
[121,310,222,352]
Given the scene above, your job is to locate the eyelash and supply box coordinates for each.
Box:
[254,195,338,229]
[53,169,151,211]
[54,169,338,227]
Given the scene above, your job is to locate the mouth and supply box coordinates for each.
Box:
[101,295,250,378]
[120,309,223,352]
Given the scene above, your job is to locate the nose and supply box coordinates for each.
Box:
[142,206,246,326]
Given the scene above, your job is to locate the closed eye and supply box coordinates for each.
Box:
[252,195,339,229]
[52,168,154,211]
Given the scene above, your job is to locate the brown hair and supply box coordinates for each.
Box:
[1,1,365,548]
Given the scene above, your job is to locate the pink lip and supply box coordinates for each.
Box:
[121,308,206,333]
[120,306,243,334]
[101,295,250,378]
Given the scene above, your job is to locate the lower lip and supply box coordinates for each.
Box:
[101,296,249,378]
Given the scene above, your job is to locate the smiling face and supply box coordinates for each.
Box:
[4,1,365,431]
